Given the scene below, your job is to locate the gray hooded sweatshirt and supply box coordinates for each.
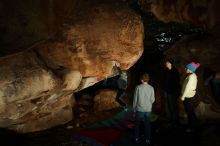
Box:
[133,83,155,112]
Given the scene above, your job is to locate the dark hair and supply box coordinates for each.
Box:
[140,73,149,82]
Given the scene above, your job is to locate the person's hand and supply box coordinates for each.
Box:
[181,97,185,101]
[114,61,120,67]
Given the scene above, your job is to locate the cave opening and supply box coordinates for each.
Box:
[0,0,220,146]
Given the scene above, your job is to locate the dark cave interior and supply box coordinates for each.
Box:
[0,0,220,146]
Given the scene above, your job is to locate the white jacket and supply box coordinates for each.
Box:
[181,73,198,101]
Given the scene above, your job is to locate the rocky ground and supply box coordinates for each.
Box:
[1,106,121,146]
[1,102,220,146]
[1,77,220,146]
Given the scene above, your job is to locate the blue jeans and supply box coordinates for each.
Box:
[135,111,151,140]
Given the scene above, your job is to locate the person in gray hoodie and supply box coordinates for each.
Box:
[133,73,155,144]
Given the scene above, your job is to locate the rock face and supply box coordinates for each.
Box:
[196,102,220,121]
[0,51,77,133]
[139,0,220,116]
[0,0,80,56]
[37,0,144,77]
[0,0,144,133]
[166,35,220,71]
[94,89,120,111]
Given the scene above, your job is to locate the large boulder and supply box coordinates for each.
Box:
[36,0,144,78]
[0,0,79,56]
[5,94,75,133]
[0,0,144,133]
[0,51,78,133]
[94,89,120,111]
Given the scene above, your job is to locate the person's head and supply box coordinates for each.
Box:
[140,73,149,83]
[165,58,174,70]
[185,62,200,73]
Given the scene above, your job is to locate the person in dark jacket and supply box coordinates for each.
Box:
[164,59,180,125]
[115,70,128,111]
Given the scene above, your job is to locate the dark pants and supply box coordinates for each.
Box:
[183,98,198,129]
[116,89,126,107]
[165,92,179,124]
[135,112,151,140]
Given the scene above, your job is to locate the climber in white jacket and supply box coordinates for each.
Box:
[181,62,200,132]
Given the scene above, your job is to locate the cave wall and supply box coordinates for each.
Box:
[139,0,220,80]
[139,0,220,116]
[139,0,220,34]
[2,0,220,133]
[166,35,220,71]
[0,0,79,56]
